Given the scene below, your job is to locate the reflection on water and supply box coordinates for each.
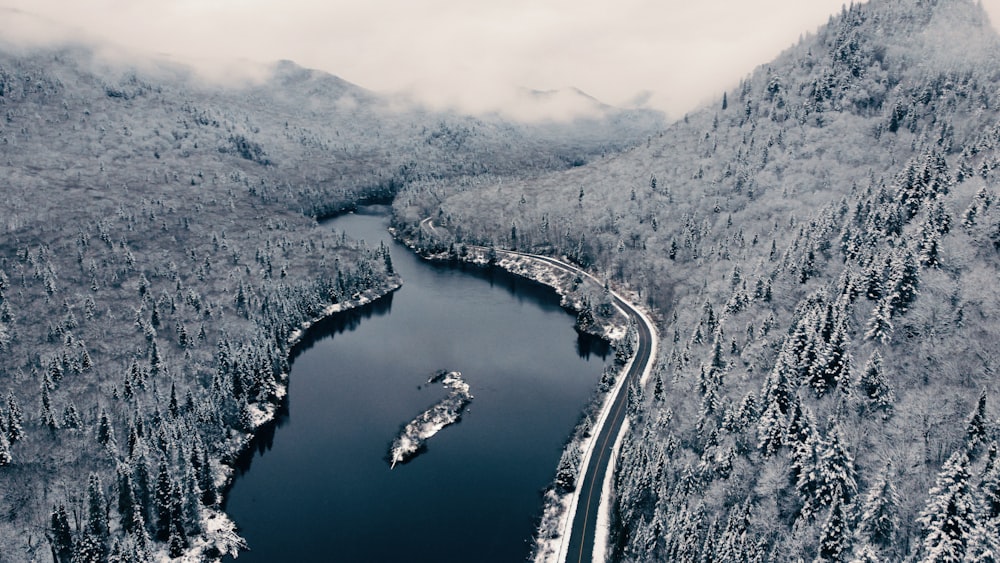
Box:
[289,292,395,362]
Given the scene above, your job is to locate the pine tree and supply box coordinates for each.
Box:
[40,383,58,431]
[817,497,851,561]
[97,407,116,449]
[0,431,10,466]
[715,497,753,562]
[199,446,217,506]
[87,473,109,540]
[982,443,1000,520]
[74,532,105,563]
[756,400,786,457]
[51,504,73,562]
[859,462,899,548]
[6,391,22,442]
[887,249,919,317]
[918,451,977,562]
[850,543,884,563]
[168,521,186,558]
[858,350,895,418]
[118,467,137,532]
[812,322,852,397]
[84,473,109,561]
[133,454,153,524]
[964,389,989,453]
[793,424,856,521]
[864,297,894,343]
[154,461,173,541]
[168,383,179,418]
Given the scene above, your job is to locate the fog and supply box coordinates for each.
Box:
[3,0,999,118]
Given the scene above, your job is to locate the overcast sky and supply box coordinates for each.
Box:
[4,0,1000,118]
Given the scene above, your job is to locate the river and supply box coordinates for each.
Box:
[223,206,610,562]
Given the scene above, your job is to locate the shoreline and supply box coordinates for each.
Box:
[202,277,403,560]
[391,225,653,563]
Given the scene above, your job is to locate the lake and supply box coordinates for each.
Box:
[223,206,610,562]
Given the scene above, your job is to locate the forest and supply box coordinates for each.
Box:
[0,46,655,560]
[393,0,1000,560]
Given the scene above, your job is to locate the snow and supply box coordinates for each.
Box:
[176,509,247,562]
[389,370,473,468]
[201,280,402,560]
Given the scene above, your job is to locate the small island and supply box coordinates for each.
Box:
[389,370,473,468]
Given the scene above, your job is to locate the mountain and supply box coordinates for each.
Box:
[0,43,662,560]
[396,0,1000,560]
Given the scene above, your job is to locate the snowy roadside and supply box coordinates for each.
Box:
[592,417,629,563]
[185,278,402,561]
[393,230,627,343]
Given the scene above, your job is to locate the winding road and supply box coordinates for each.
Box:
[418,218,658,563]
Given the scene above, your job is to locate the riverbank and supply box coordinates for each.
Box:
[391,231,628,344]
[203,277,402,560]
[390,224,655,562]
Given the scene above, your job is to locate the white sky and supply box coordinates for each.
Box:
[3,0,1000,118]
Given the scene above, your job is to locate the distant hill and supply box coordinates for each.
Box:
[395,0,1000,560]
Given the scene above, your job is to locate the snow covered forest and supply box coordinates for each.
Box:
[6,0,1000,560]
[0,46,656,560]
[395,0,1000,560]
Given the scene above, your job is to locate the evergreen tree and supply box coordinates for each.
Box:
[715,497,754,562]
[118,467,137,532]
[97,407,115,448]
[168,521,186,558]
[74,532,106,563]
[850,543,884,563]
[917,451,977,562]
[964,389,989,453]
[132,454,153,524]
[6,391,22,442]
[793,425,856,521]
[168,383,179,418]
[70,474,110,563]
[154,461,173,541]
[817,497,851,562]
[858,350,895,418]
[0,431,10,466]
[981,443,1000,520]
[887,249,919,317]
[199,447,217,506]
[86,473,109,543]
[50,504,73,562]
[859,462,899,548]
[864,298,894,343]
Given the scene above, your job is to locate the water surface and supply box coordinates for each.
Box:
[224,207,609,562]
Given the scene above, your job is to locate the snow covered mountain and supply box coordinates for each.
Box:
[396,0,1000,559]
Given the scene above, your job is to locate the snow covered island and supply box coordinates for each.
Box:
[388,370,473,469]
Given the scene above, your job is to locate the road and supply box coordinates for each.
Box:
[417,218,658,563]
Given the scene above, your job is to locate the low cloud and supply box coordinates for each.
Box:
[3,0,1000,118]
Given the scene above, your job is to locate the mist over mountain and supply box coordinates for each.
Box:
[397,0,1000,560]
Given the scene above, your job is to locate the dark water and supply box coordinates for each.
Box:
[223,207,610,562]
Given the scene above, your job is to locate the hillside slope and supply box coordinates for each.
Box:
[395,0,1000,559]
